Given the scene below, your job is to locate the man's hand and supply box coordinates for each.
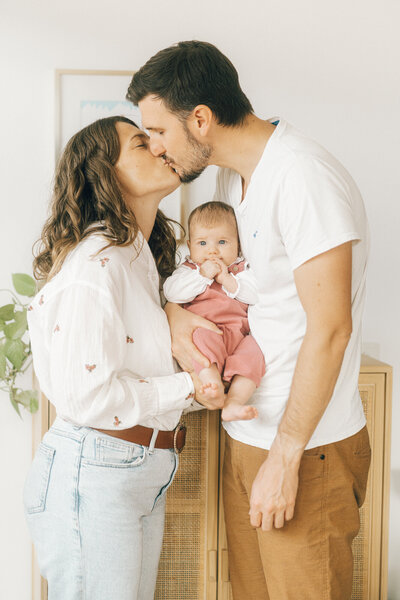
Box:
[200,259,221,280]
[164,302,222,372]
[249,438,303,531]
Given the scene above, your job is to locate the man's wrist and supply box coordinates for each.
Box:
[269,430,305,466]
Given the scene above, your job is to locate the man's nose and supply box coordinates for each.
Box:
[149,137,165,157]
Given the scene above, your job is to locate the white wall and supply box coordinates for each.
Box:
[0,0,399,598]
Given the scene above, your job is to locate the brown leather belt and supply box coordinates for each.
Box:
[94,423,187,453]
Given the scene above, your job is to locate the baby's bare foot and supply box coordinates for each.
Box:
[221,404,258,422]
[200,381,225,402]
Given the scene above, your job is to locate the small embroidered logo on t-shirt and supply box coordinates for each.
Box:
[253,230,259,238]
[100,257,110,268]
[85,364,96,372]
[138,379,148,383]
[54,324,60,333]
[28,305,33,311]
[126,335,134,344]
[113,416,121,427]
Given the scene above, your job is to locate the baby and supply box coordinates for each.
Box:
[163,201,265,421]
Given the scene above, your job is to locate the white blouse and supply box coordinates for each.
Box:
[27,230,195,431]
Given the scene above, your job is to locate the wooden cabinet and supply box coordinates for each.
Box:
[32,356,392,600]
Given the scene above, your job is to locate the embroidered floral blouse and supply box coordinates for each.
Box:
[27,231,195,431]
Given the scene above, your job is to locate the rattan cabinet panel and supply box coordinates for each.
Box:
[155,410,219,600]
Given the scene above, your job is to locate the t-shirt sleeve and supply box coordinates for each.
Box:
[278,157,361,270]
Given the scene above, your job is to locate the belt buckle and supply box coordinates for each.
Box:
[173,423,186,454]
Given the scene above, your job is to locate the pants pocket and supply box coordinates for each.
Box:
[23,443,55,514]
[152,452,179,510]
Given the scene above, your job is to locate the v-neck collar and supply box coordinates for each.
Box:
[235,118,283,213]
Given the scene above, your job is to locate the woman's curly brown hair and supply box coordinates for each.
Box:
[33,116,181,282]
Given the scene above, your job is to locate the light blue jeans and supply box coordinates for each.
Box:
[23,417,179,600]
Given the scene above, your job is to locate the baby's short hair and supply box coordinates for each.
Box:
[188,201,237,237]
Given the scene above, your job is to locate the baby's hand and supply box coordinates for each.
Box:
[213,259,229,284]
[200,260,221,280]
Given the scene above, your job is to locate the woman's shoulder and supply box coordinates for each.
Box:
[41,235,126,299]
[64,235,119,274]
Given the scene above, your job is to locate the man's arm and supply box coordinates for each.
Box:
[249,241,353,530]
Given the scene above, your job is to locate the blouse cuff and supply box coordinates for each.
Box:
[153,371,195,415]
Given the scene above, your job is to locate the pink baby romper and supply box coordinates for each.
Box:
[182,260,266,386]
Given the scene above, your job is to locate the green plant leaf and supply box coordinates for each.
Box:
[16,390,39,413]
[3,309,28,340]
[12,273,36,297]
[0,304,15,321]
[9,390,22,417]
[4,339,25,369]
[0,346,6,379]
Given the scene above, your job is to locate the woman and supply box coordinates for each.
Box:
[23,116,220,600]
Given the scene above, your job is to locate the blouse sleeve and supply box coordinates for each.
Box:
[163,264,213,304]
[48,282,194,429]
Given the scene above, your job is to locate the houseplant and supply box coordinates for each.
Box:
[0,273,38,415]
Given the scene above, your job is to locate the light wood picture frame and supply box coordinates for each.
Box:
[55,69,185,238]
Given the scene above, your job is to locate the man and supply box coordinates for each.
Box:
[127,41,371,599]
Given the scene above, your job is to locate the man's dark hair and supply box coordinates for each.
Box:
[127,41,253,127]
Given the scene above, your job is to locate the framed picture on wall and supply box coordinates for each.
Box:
[55,69,184,238]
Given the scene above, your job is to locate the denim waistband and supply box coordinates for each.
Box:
[49,417,91,442]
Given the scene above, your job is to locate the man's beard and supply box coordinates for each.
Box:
[177,124,212,184]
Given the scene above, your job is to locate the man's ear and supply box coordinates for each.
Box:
[187,105,213,138]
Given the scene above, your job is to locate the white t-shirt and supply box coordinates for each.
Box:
[28,231,194,431]
[215,118,369,449]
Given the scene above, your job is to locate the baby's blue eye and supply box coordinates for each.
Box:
[219,240,226,245]
[199,241,206,246]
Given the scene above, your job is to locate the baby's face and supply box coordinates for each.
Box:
[188,219,239,267]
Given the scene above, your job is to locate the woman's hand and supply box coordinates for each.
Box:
[189,371,225,410]
[164,302,222,372]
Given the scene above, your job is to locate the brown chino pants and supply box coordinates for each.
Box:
[223,426,371,600]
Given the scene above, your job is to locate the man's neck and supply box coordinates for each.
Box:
[210,115,277,190]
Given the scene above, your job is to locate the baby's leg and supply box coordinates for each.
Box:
[222,375,258,421]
